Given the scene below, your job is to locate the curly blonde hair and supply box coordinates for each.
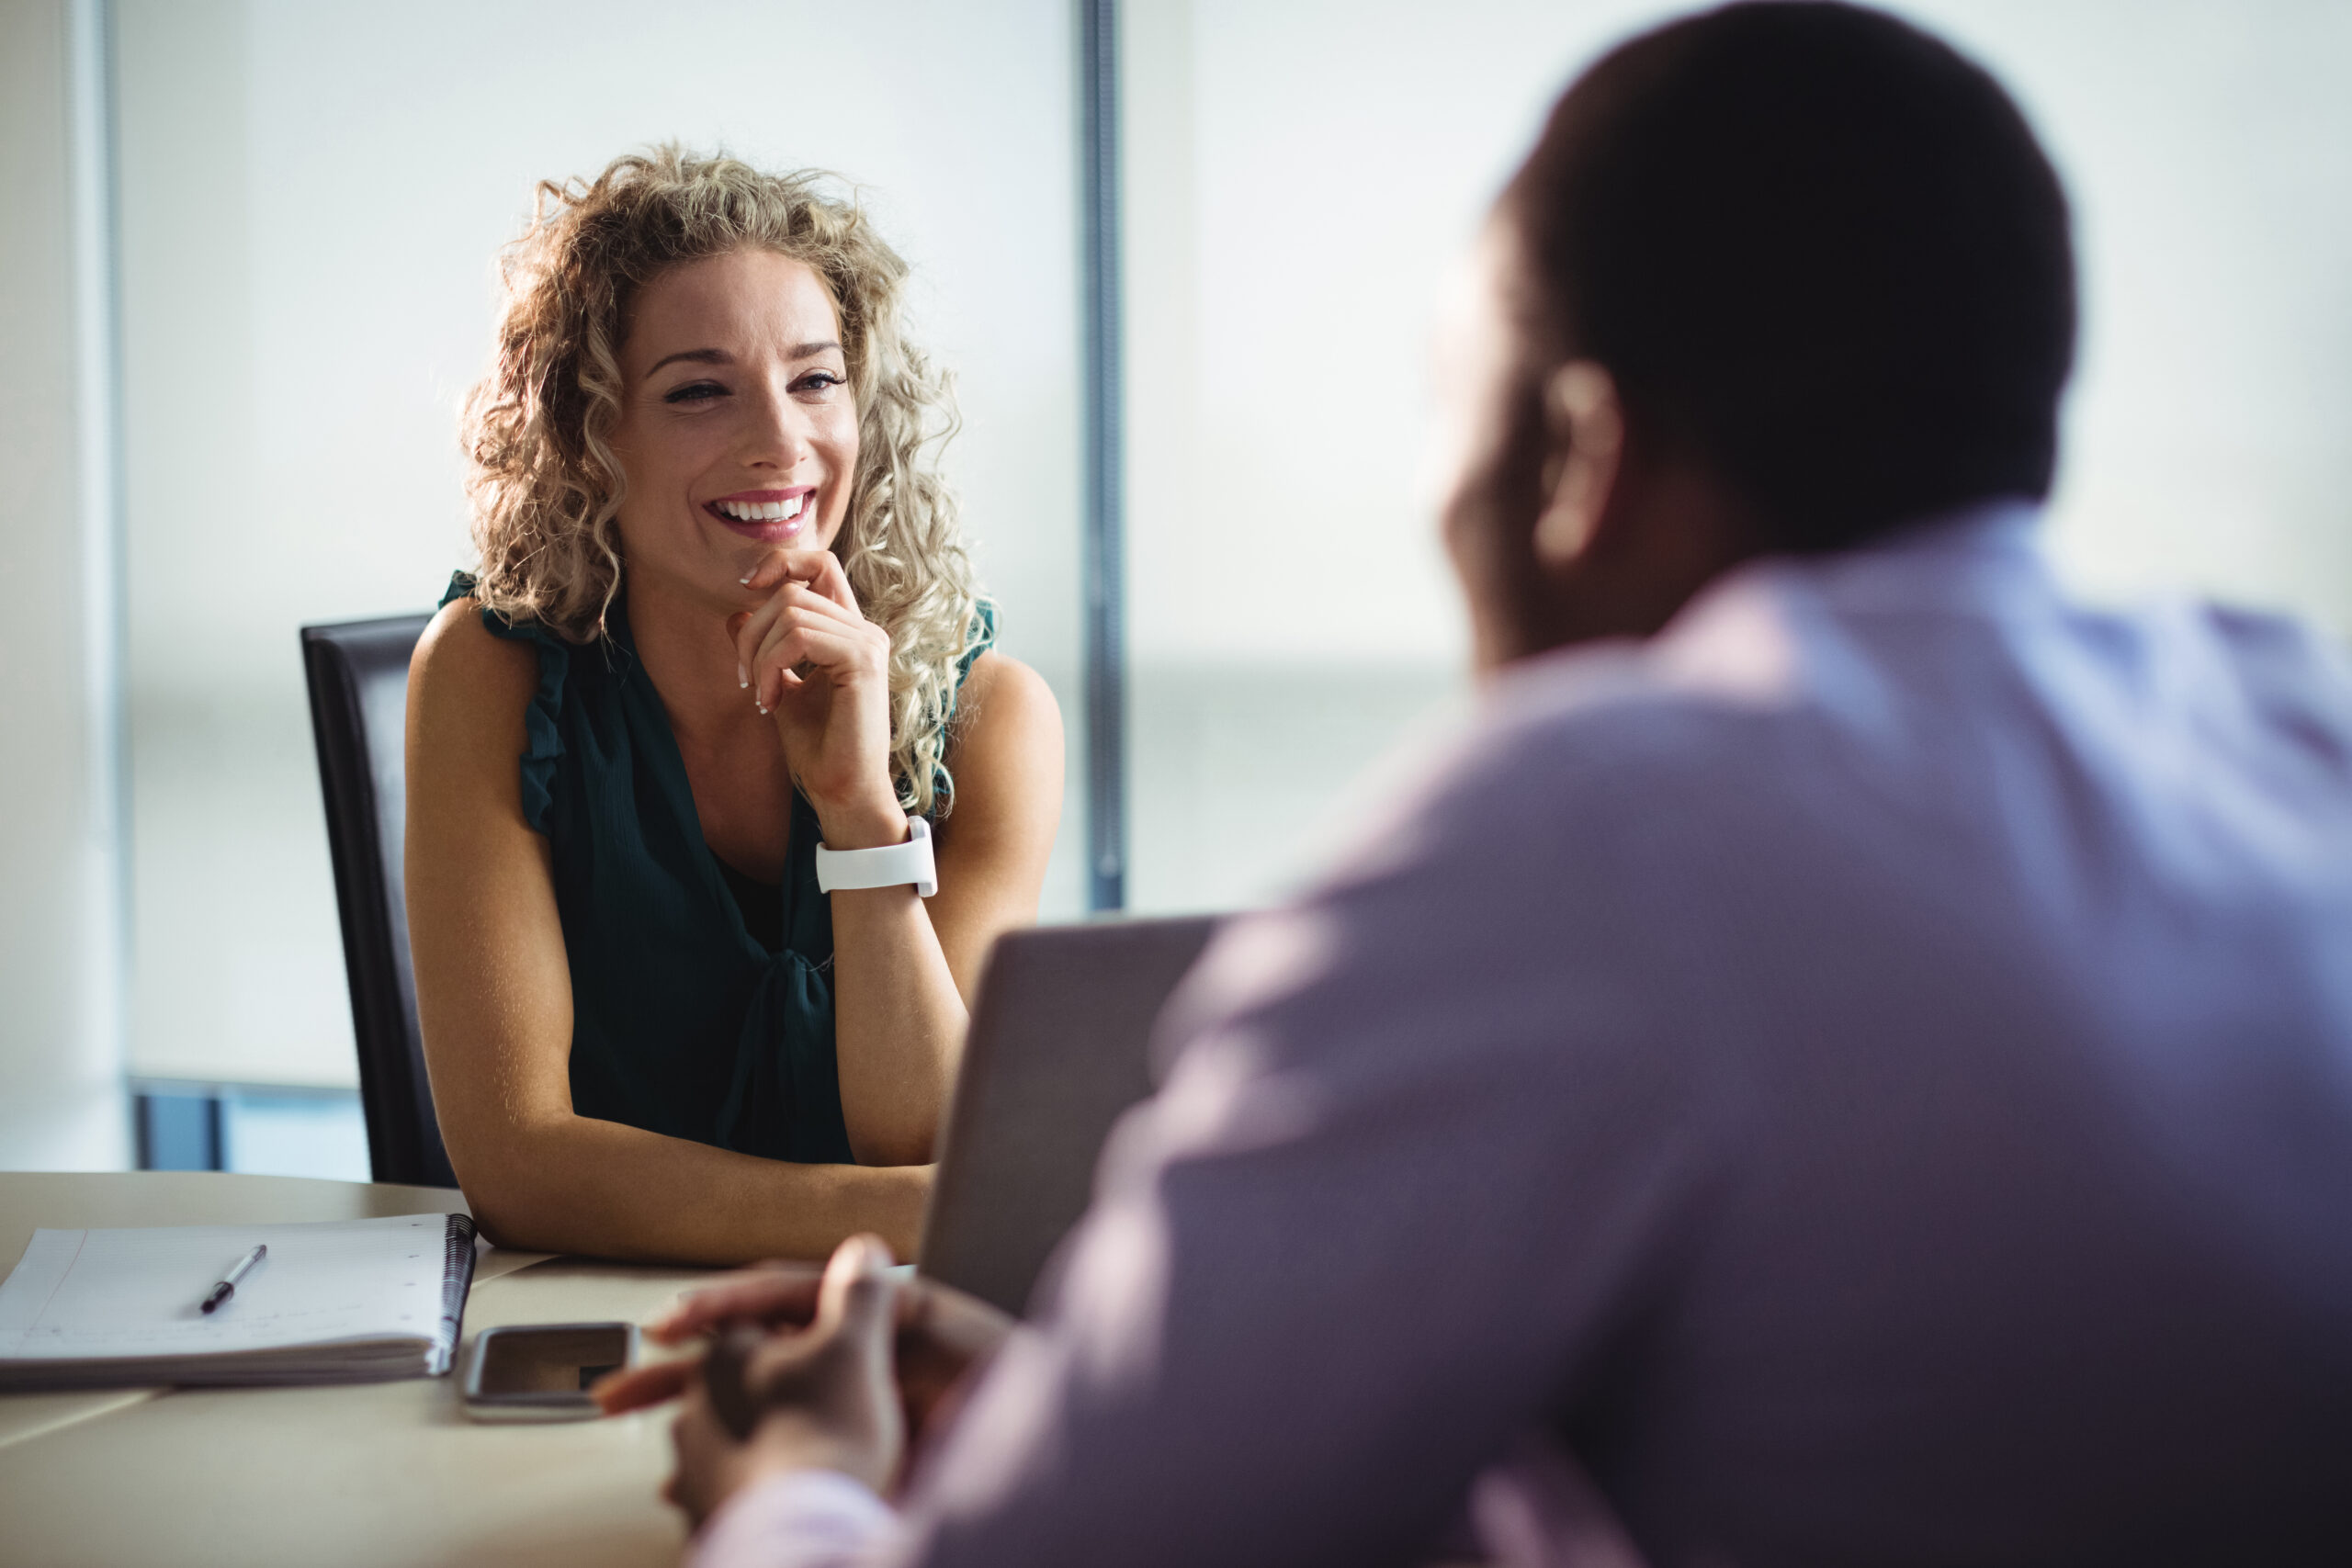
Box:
[461,146,985,816]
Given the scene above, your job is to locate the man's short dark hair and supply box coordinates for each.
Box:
[1505,1,2076,551]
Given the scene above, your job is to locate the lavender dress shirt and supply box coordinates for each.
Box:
[693,503,2352,1568]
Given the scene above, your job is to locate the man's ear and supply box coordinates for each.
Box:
[1532,360,1624,569]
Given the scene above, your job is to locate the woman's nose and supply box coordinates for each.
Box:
[737,378,811,471]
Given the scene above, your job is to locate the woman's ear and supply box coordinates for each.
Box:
[1532,360,1624,569]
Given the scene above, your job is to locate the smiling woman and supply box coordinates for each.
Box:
[403,149,1064,1265]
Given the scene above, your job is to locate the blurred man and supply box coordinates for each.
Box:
[606,4,2352,1562]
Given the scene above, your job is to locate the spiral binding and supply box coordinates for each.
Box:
[433,1213,480,1376]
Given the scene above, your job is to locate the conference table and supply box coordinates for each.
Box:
[0,1171,728,1567]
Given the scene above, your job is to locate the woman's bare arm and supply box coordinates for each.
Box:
[822,650,1066,1164]
[402,601,929,1263]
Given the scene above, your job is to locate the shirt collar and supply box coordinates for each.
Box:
[1726,494,2052,618]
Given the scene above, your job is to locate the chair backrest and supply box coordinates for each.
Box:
[920,915,1219,1315]
[300,615,455,1190]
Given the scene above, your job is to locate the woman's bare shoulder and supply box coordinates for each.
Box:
[954,652,1060,750]
[944,650,1064,812]
[409,597,540,746]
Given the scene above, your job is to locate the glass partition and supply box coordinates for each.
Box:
[1118,0,2352,916]
[102,0,2352,1123]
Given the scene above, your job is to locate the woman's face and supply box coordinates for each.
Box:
[607,248,861,611]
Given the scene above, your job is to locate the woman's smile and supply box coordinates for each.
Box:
[707,485,816,544]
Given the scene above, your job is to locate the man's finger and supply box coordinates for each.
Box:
[592,1354,695,1414]
[646,1264,825,1344]
[813,1233,898,1338]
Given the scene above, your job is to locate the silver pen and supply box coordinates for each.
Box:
[199,1244,267,1314]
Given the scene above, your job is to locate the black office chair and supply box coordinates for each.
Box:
[300,614,457,1190]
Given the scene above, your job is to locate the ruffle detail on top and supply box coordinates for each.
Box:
[714,946,854,1164]
[930,599,999,812]
[441,571,571,837]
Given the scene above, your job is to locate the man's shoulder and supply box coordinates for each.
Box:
[1440,579,1839,824]
[1457,545,2352,812]
[1306,615,1828,934]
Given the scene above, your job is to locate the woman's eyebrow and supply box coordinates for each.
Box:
[647,346,729,374]
[646,341,843,375]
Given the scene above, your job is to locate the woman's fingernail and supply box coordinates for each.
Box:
[738,570,756,586]
[737,663,748,689]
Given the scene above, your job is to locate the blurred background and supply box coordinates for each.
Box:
[4,0,2346,1179]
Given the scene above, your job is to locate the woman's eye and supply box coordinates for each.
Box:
[794,371,844,394]
[663,380,727,405]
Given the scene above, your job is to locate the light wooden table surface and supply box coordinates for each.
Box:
[0,1171,726,1568]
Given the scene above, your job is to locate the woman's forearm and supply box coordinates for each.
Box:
[460,1111,932,1264]
[827,874,969,1166]
[814,792,970,1165]
[801,657,1062,1170]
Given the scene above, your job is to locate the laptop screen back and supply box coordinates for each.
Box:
[919,916,1217,1316]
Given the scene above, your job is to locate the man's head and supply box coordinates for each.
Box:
[1438,1,2076,667]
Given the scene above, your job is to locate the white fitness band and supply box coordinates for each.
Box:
[813,816,938,899]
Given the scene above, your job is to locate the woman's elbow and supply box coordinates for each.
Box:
[442,1123,571,1250]
[465,1203,536,1254]
[848,1122,939,1168]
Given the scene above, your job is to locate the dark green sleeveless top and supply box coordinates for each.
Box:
[442,573,994,1164]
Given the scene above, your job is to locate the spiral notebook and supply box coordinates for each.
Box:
[0,1213,477,1390]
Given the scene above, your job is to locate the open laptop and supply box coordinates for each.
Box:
[918,915,1218,1316]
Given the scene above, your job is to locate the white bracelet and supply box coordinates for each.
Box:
[813,816,937,898]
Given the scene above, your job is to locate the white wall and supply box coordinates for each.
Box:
[0,0,130,1168]
[112,0,1090,1087]
[1119,0,2352,914]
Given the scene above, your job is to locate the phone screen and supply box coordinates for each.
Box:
[473,1324,632,1399]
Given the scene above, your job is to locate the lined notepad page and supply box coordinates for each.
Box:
[0,1214,458,1359]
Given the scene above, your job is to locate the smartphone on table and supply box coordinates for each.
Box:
[462,1322,639,1423]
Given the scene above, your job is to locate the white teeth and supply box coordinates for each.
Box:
[716,495,808,523]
